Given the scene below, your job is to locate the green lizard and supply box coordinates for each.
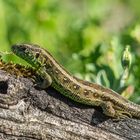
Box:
[11,44,140,119]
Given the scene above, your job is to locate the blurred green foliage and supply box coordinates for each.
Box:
[0,0,140,103]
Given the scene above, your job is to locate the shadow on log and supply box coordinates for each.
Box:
[0,70,140,140]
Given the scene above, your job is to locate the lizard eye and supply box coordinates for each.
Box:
[19,47,26,52]
[35,52,40,58]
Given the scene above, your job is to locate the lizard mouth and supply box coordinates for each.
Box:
[11,44,28,57]
[11,44,42,68]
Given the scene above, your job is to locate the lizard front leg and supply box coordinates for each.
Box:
[101,102,132,119]
[36,67,52,89]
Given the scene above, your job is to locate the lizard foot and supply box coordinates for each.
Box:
[114,110,132,120]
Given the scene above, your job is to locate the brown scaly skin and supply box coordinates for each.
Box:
[11,44,140,119]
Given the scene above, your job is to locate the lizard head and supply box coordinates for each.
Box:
[11,44,43,68]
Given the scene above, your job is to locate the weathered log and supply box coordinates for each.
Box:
[0,70,140,140]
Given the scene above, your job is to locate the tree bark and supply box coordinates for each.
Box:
[0,70,140,140]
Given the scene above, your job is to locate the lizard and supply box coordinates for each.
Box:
[11,43,140,119]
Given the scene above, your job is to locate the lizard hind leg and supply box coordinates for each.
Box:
[101,101,116,118]
[101,102,132,119]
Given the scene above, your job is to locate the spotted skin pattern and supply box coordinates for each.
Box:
[11,44,140,119]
